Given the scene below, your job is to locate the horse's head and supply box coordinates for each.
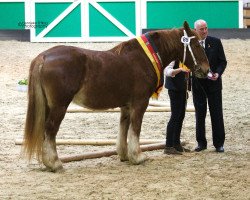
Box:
[180,21,210,78]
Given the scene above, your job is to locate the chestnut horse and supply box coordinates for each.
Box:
[23,21,209,171]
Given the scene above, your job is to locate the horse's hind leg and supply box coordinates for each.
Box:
[127,105,147,164]
[117,106,130,161]
[42,106,67,172]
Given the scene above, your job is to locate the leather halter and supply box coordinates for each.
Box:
[181,30,197,67]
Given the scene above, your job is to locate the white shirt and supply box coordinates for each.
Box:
[164,61,176,77]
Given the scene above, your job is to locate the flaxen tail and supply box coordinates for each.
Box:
[23,56,46,162]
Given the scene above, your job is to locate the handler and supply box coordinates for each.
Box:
[163,61,191,154]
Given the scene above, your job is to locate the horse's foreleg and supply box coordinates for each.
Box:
[42,106,67,172]
[117,106,130,161]
[127,106,147,165]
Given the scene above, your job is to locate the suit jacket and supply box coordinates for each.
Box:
[193,36,227,92]
[165,61,188,91]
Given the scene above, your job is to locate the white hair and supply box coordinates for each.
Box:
[194,19,207,29]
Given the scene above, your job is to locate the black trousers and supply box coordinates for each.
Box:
[192,84,225,148]
[166,90,187,147]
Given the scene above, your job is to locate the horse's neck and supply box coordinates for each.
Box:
[110,39,137,55]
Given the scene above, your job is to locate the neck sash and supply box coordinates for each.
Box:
[136,34,163,99]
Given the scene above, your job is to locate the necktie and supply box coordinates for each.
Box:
[200,40,205,48]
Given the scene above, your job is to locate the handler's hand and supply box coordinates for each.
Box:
[180,68,190,73]
[172,68,190,77]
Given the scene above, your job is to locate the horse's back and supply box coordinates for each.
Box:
[33,45,134,109]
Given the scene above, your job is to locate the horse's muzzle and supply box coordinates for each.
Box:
[193,65,209,78]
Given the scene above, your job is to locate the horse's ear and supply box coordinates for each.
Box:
[151,31,160,40]
[183,21,191,33]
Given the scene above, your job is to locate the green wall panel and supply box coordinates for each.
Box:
[0,1,240,39]
[35,3,81,37]
[0,3,25,29]
[89,2,135,37]
[147,1,239,29]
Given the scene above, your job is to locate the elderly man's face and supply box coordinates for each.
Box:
[195,22,208,40]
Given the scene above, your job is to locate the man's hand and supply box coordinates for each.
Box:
[208,72,219,81]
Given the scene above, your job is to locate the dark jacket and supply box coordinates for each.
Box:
[193,36,227,92]
[165,62,188,91]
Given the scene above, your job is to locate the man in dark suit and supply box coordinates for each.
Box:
[192,19,227,153]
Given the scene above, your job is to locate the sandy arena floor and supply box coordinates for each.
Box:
[0,39,249,199]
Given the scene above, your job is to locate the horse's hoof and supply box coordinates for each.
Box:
[117,150,128,162]
[119,153,129,162]
[129,153,147,165]
[52,166,64,173]
[43,159,63,172]
[45,164,64,173]
[120,156,129,162]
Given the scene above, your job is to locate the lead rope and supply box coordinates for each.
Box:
[181,70,191,151]
[180,31,193,150]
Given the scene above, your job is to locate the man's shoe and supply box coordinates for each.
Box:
[164,147,182,155]
[194,145,207,152]
[216,146,224,153]
[174,145,191,152]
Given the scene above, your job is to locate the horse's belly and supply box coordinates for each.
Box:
[72,84,130,110]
